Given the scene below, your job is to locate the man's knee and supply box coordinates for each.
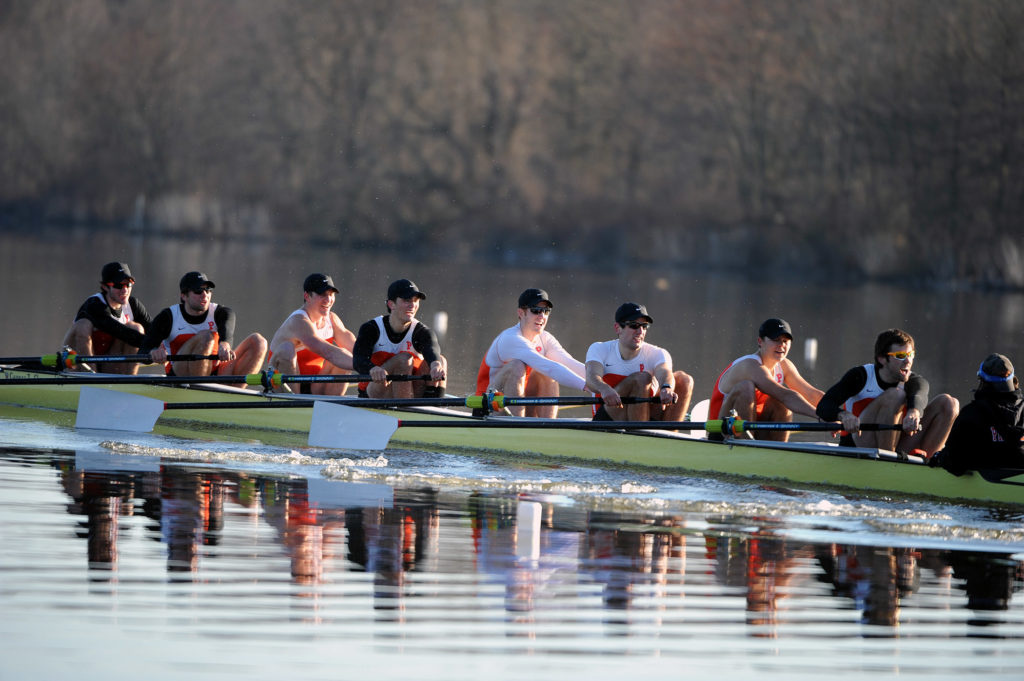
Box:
[493,360,528,387]
[932,393,960,420]
[385,353,416,373]
[63,318,93,344]
[674,371,694,395]
[731,380,757,402]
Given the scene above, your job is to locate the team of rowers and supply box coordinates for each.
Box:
[63,262,1023,472]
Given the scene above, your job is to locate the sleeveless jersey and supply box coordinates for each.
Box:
[162,302,219,356]
[86,293,136,353]
[288,308,337,374]
[708,353,785,419]
[844,363,900,415]
[359,316,424,390]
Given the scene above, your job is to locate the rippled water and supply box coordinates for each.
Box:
[2,418,1023,680]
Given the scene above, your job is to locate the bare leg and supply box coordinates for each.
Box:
[489,360,529,417]
[524,370,559,418]
[897,394,959,456]
[367,353,420,399]
[169,331,218,376]
[602,372,656,422]
[757,397,793,442]
[216,333,267,379]
[851,388,906,451]
[717,379,757,421]
[311,359,354,396]
[651,370,694,422]
[100,321,146,374]
[61,319,95,372]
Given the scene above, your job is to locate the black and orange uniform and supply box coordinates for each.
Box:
[72,293,152,354]
[141,303,236,374]
[816,365,929,446]
[352,315,442,394]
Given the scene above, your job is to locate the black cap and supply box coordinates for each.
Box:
[303,273,339,295]
[518,288,552,308]
[387,278,426,300]
[615,302,653,325]
[179,271,216,293]
[978,353,1015,392]
[758,318,793,340]
[101,262,134,284]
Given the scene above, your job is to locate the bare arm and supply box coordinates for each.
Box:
[585,359,622,407]
[278,315,353,371]
[736,362,819,419]
[781,359,824,406]
[329,312,356,352]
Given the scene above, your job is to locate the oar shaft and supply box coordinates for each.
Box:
[30,352,218,368]
[389,419,902,433]
[0,372,428,386]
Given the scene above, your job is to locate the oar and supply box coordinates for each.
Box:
[306,402,903,450]
[72,387,659,434]
[0,351,219,369]
[0,370,429,388]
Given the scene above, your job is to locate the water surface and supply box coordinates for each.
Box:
[2,418,1023,680]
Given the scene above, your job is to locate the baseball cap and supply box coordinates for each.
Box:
[518,288,552,308]
[978,353,1015,392]
[303,273,339,295]
[387,278,426,300]
[758,318,793,340]
[179,271,216,292]
[615,302,654,325]
[101,262,134,284]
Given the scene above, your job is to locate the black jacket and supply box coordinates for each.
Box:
[938,385,1024,475]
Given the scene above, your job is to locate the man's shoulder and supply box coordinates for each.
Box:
[727,354,765,374]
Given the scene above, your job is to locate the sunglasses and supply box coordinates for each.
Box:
[528,307,551,315]
[189,286,212,295]
[105,281,133,290]
[623,322,649,330]
[887,350,915,361]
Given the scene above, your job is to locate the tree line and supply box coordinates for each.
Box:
[2,0,1023,288]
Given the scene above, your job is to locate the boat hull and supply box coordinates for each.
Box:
[2,368,1021,505]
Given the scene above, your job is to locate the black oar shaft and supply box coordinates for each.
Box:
[0,372,427,386]
[158,395,655,409]
[0,352,219,366]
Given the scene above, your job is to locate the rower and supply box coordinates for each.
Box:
[141,271,267,382]
[475,288,585,418]
[708,318,823,442]
[266,273,356,395]
[585,302,694,422]
[351,279,447,400]
[61,262,152,374]
[816,328,958,457]
[932,353,1023,474]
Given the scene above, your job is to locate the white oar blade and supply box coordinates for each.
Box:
[308,401,398,450]
[75,387,165,432]
[687,398,710,438]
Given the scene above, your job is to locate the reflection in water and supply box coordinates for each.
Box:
[1,444,1015,674]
